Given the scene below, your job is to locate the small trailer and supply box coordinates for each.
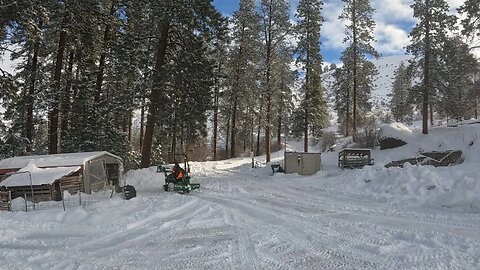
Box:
[338,148,374,169]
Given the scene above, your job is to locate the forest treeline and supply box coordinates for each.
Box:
[0,0,479,169]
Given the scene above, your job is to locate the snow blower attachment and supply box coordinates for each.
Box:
[123,185,136,200]
[157,155,200,194]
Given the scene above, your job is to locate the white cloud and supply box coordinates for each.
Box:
[372,0,413,23]
[374,23,411,54]
[321,1,348,50]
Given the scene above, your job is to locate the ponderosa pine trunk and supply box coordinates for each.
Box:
[60,49,75,147]
[423,0,430,135]
[256,100,263,157]
[95,0,115,104]
[140,21,170,168]
[213,77,219,160]
[231,97,238,158]
[352,1,358,135]
[304,62,310,153]
[26,22,42,152]
[277,107,282,150]
[49,22,67,154]
[140,96,145,151]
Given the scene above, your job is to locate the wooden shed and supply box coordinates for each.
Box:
[284,152,322,175]
[0,166,82,202]
[0,151,123,195]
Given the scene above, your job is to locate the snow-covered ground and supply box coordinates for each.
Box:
[1,124,480,269]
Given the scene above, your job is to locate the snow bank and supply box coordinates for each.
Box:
[345,124,480,212]
[374,124,480,166]
[346,163,480,211]
[124,167,164,192]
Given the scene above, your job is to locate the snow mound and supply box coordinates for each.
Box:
[124,167,164,192]
[378,122,413,141]
[346,124,480,212]
[347,163,480,212]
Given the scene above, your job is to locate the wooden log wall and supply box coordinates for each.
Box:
[0,191,11,211]
[60,176,82,194]
[9,184,53,203]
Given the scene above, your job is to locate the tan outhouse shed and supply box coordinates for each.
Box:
[284,152,322,175]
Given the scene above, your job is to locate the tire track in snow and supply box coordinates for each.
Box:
[197,170,480,269]
[195,191,377,269]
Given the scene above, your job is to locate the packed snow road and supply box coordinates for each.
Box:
[0,162,479,269]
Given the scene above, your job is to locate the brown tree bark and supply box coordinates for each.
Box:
[140,21,170,168]
[422,0,431,135]
[213,76,219,160]
[475,88,478,119]
[264,5,273,163]
[60,49,75,147]
[304,62,310,153]
[256,100,263,157]
[225,111,230,156]
[277,107,282,150]
[26,21,42,152]
[95,0,116,104]
[352,1,358,135]
[128,110,132,142]
[49,23,68,154]
[230,97,238,158]
[140,96,145,152]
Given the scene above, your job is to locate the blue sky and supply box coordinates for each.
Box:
[213,0,467,64]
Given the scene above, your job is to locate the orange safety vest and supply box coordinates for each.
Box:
[177,171,183,179]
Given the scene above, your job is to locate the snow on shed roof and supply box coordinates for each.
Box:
[1,165,81,187]
[0,151,122,170]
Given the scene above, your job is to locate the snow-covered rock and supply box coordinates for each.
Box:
[378,122,413,150]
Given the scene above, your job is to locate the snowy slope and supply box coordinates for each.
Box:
[370,55,412,104]
[323,54,412,106]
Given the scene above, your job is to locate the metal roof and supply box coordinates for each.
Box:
[0,151,122,170]
[1,165,81,187]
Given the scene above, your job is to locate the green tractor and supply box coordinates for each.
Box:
[157,154,200,193]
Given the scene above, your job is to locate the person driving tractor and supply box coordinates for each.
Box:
[171,161,185,181]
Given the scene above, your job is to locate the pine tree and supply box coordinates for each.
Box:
[333,62,351,135]
[1,0,229,166]
[338,0,378,136]
[295,0,328,152]
[272,43,295,149]
[459,0,480,41]
[211,37,228,161]
[0,0,48,154]
[259,0,291,162]
[140,0,224,167]
[225,0,262,158]
[390,62,413,123]
[407,0,456,134]
[437,38,479,121]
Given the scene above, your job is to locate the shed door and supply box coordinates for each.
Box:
[300,154,321,175]
[285,153,303,174]
[106,163,120,187]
